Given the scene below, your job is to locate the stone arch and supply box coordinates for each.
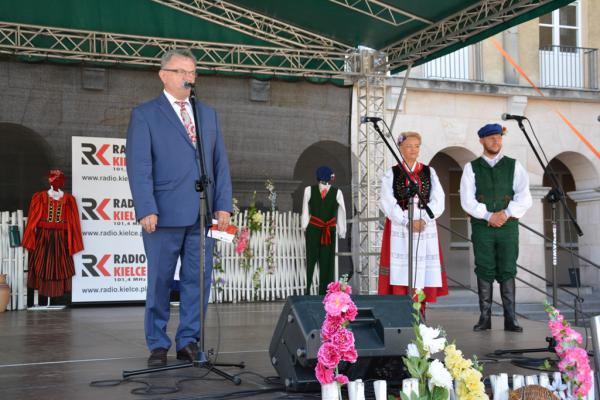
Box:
[553,151,599,190]
[542,152,600,286]
[291,140,351,213]
[429,146,478,287]
[0,123,53,212]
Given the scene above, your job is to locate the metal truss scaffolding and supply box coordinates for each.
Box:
[0,22,348,79]
[150,0,352,51]
[385,0,560,71]
[350,49,387,294]
[328,0,432,26]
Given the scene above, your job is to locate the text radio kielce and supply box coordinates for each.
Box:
[81,254,147,278]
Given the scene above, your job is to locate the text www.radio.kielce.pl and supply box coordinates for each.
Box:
[81,286,146,294]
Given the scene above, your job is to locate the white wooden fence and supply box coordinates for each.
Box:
[210,210,318,303]
[0,210,27,310]
[0,209,317,308]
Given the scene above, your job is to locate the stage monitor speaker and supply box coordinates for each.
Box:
[269,295,414,392]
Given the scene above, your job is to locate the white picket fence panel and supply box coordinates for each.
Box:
[0,210,28,310]
[210,210,317,303]
[0,209,316,307]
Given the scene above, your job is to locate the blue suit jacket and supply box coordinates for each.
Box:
[126,93,232,227]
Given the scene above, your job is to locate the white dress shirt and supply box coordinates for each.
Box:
[163,90,195,131]
[460,153,532,221]
[301,183,347,239]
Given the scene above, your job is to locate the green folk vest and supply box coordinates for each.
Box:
[471,156,515,220]
[308,185,339,221]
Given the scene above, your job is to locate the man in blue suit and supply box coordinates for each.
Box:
[126,49,232,367]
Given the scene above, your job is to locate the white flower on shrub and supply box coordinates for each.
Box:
[419,324,446,356]
[428,359,453,390]
[251,212,263,225]
[406,343,419,358]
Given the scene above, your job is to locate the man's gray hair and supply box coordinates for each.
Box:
[161,48,197,68]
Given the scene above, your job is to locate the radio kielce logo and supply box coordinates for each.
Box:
[81,254,147,279]
[81,197,136,223]
[80,142,126,168]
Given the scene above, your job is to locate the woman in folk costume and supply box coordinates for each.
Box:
[23,170,84,298]
[378,132,448,317]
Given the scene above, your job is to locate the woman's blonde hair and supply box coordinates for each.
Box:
[397,131,422,145]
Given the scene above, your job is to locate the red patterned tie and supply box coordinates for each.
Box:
[175,101,197,145]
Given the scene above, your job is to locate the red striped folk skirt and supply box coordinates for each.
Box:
[27,228,75,297]
[378,218,449,303]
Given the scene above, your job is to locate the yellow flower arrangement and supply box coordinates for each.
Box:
[444,344,472,377]
[444,344,488,400]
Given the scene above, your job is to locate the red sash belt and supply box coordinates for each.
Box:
[309,216,336,245]
[37,221,68,230]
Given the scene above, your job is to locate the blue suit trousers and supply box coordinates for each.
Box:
[142,218,215,352]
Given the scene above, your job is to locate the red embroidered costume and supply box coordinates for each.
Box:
[23,191,83,297]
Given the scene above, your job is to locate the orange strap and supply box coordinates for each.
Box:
[490,37,600,160]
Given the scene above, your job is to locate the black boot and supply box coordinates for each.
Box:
[473,278,493,331]
[500,278,523,332]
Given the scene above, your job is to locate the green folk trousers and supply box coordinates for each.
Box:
[471,219,519,283]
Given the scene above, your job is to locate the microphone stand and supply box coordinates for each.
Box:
[123,84,243,383]
[365,120,434,296]
[493,117,583,370]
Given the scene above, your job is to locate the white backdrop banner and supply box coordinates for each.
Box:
[71,136,147,302]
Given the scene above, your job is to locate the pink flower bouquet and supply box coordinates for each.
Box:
[315,278,358,386]
[545,304,592,399]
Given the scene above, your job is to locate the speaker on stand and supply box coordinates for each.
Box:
[269,295,414,392]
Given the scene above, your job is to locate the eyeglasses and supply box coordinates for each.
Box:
[162,68,196,77]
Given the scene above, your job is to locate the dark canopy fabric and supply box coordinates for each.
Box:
[0,0,573,82]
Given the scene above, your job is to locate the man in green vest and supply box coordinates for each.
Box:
[460,123,532,332]
[301,166,346,295]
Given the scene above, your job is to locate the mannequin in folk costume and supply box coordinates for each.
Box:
[23,170,84,298]
[378,132,448,318]
[301,166,346,295]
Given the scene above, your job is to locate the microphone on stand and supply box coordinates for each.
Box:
[360,116,383,124]
[501,113,528,122]
[183,80,196,97]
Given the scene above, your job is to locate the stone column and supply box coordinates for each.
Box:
[567,189,600,290]
[514,186,550,303]
[502,27,520,85]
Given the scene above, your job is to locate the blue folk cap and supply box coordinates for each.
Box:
[478,123,505,138]
[316,166,334,182]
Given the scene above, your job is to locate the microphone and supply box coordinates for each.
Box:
[501,113,527,122]
[360,116,383,124]
[184,80,197,98]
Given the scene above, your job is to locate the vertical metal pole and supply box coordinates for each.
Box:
[551,202,558,307]
[198,190,207,364]
[407,196,414,293]
[591,315,600,395]
[389,64,411,133]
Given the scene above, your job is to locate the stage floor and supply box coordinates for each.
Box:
[0,301,591,400]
